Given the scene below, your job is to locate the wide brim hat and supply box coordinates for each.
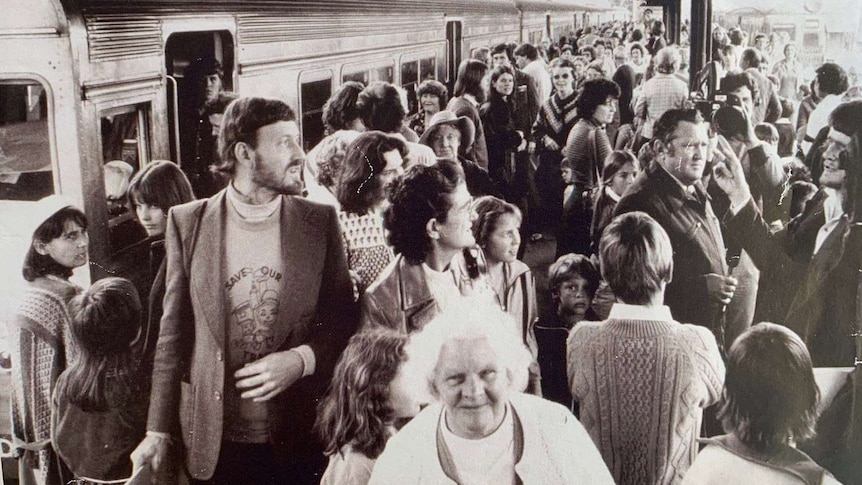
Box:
[418,110,476,151]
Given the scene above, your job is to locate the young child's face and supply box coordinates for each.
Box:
[561,167,573,184]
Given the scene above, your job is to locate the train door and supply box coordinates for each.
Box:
[446,20,463,90]
[298,69,332,152]
[164,30,235,197]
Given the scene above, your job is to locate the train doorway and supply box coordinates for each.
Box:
[446,20,463,91]
[164,31,234,198]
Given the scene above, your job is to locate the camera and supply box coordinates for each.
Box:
[710,92,748,139]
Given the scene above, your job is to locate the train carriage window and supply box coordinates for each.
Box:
[300,70,332,152]
[0,80,52,201]
[400,55,437,115]
[99,104,149,251]
[342,60,394,85]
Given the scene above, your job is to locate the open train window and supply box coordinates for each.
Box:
[342,60,394,85]
[0,80,52,201]
[400,53,437,115]
[100,104,149,252]
[299,70,332,152]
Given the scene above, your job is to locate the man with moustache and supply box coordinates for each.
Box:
[614,109,737,347]
[132,97,358,484]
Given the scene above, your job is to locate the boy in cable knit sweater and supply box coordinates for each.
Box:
[567,211,725,485]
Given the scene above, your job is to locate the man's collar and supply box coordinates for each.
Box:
[608,303,673,321]
[651,160,706,201]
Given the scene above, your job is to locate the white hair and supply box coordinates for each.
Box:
[403,297,532,403]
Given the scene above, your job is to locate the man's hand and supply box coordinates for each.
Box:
[235,350,304,402]
[705,273,738,305]
[544,136,560,152]
[130,433,171,481]
[712,134,752,209]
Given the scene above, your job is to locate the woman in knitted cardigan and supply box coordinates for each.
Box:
[10,196,89,485]
[567,212,725,485]
[533,57,580,236]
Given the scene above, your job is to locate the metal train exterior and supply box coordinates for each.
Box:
[0,0,615,309]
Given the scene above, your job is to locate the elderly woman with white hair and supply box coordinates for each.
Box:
[368,300,614,485]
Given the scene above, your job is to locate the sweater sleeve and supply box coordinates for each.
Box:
[688,326,725,407]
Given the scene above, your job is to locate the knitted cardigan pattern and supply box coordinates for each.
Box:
[10,280,79,482]
[567,318,725,485]
[533,92,579,149]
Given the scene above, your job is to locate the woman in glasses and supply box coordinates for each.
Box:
[532,58,580,241]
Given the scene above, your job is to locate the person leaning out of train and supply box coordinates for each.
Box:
[368,301,615,485]
[305,81,366,208]
[121,160,195,370]
[335,132,407,296]
[356,82,435,168]
[406,80,448,137]
[448,59,490,170]
[418,110,499,198]
[316,331,421,485]
[52,278,151,484]
[361,159,493,335]
[471,196,541,395]
[11,196,89,485]
[683,323,840,485]
[568,212,725,485]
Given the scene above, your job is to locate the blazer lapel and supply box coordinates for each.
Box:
[190,191,228,347]
[272,197,312,350]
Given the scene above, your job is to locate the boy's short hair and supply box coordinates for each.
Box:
[754,123,779,144]
[599,211,673,304]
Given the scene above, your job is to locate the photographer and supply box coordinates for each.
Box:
[713,99,862,367]
[708,71,787,346]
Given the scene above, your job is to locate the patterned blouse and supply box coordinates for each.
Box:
[338,211,394,293]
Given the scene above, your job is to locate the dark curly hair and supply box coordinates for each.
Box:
[315,330,409,459]
[356,82,406,134]
[384,159,464,263]
[322,81,365,134]
[336,131,408,215]
[548,253,601,301]
[719,323,819,453]
[575,78,621,121]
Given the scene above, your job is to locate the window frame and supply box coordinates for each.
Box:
[298,68,334,151]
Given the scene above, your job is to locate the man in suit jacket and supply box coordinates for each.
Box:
[614,109,738,345]
[131,97,358,484]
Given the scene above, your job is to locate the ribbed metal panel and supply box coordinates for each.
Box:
[85,14,162,61]
[76,0,520,16]
[237,13,440,44]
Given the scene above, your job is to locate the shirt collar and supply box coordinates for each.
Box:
[608,303,674,321]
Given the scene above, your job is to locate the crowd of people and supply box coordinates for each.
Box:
[6,15,862,485]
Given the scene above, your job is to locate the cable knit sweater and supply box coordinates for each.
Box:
[567,305,725,485]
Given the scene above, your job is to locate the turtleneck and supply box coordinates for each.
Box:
[226,182,281,222]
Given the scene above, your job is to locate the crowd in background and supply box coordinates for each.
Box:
[7,12,862,485]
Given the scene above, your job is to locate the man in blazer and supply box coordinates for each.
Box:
[614,109,738,346]
[132,97,358,484]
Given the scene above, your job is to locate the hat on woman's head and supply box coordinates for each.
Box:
[418,111,475,150]
[27,194,76,237]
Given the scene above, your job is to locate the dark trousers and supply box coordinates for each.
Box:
[189,441,325,485]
